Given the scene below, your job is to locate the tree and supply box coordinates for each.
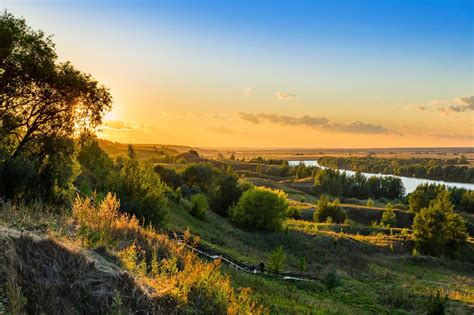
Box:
[408,183,442,214]
[381,203,397,227]
[460,190,474,213]
[229,187,289,231]
[182,163,215,194]
[323,270,341,292]
[413,189,467,256]
[111,145,169,225]
[190,193,208,220]
[313,196,347,223]
[210,171,242,216]
[0,12,112,202]
[268,246,286,273]
[75,134,114,194]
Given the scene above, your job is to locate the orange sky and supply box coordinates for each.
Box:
[8,1,473,148]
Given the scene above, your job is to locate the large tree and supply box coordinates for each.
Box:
[0,12,112,202]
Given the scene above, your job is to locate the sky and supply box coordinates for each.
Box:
[3,0,473,148]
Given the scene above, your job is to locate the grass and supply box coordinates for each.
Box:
[166,197,474,314]
[1,177,473,313]
[0,195,264,314]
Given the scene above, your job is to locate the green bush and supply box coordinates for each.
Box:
[268,246,286,273]
[189,193,209,220]
[229,187,289,231]
[323,270,341,292]
[313,196,347,223]
[381,203,397,227]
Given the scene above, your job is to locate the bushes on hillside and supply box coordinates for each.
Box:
[72,193,264,314]
[413,189,467,256]
[154,162,243,217]
[189,193,209,220]
[381,203,397,227]
[313,196,347,223]
[229,187,289,231]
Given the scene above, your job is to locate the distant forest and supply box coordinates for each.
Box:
[318,156,474,184]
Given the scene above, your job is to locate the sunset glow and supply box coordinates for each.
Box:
[6,0,472,148]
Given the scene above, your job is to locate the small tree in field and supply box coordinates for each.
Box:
[381,203,397,227]
[323,270,341,292]
[229,187,288,231]
[313,196,347,223]
[268,246,286,273]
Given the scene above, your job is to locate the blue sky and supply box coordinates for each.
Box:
[2,0,473,147]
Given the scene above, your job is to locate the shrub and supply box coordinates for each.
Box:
[367,198,374,207]
[298,256,307,272]
[229,187,289,231]
[313,196,347,223]
[189,193,209,220]
[268,246,286,273]
[381,203,397,227]
[323,270,341,292]
[72,194,264,313]
[413,189,467,256]
[110,145,169,226]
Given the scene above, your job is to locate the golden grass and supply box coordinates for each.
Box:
[71,193,265,314]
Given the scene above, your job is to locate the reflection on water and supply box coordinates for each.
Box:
[288,160,474,194]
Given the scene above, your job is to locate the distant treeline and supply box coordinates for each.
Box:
[313,168,405,200]
[318,156,474,183]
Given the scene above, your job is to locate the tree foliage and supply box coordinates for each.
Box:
[381,203,397,227]
[229,187,289,231]
[413,189,467,256]
[268,246,286,273]
[313,168,405,200]
[313,195,347,223]
[0,12,112,203]
[189,193,208,220]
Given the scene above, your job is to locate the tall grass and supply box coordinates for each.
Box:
[72,193,265,314]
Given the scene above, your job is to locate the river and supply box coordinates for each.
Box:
[288,160,474,194]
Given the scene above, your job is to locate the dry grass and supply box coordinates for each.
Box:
[70,193,265,314]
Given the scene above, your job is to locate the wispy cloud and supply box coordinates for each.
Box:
[275,92,297,100]
[238,112,389,134]
[437,96,474,114]
[238,112,261,124]
[103,120,155,132]
[243,87,253,97]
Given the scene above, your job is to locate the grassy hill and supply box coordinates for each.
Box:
[165,197,474,314]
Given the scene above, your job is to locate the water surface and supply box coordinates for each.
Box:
[288,160,474,194]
